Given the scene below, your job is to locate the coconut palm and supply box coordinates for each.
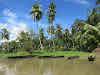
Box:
[30,2,43,32]
[39,28,45,50]
[46,2,56,49]
[47,25,55,48]
[46,2,56,25]
[87,7,100,26]
[30,2,43,50]
[64,28,71,49]
[1,28,9,40]
[55,24,63,48]
[1,28,9,51]
[7,40,19,53]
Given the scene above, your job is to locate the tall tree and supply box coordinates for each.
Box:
[30,2,43,49]
[47,25,55,48]
[30,2,43,32]
[46,2,56,49]
[63,28,71,49]
[71,19,86,49]
[39,28,45,50]
[55,24,63,48]
[7,40,19,53]
[87,7,100,26]
[1,28,9,51]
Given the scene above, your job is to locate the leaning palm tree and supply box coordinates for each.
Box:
[30,2,43,49]
[46,2,56,49]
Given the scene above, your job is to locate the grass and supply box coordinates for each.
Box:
[0,50,89,57]
[32,50,89,56]
[0,51,30,57]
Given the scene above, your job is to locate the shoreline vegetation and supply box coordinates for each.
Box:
[0,50,89,58]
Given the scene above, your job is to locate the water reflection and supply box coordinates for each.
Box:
[0,58,100,75]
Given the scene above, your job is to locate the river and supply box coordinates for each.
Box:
[0,57,100,75]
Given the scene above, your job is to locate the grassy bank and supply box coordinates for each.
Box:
[0,50,89,57]
[0,51,30,57]
[32,50,89,56]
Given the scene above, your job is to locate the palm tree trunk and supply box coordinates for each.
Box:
[73,41,75,48]
[36,20,44,50]
[36,20,40,50]
[49,41,51,48]
[52,35,55,50]
[49,24,52,49]
[40,38,43,50]
[51,24,55,50]
[52,23,55,55]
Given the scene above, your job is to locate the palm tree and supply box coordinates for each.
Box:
[64,28,70,49]
[39,28,45,50]
[30,2,43,33]
[30,2,43,50]
[8,40,19,53]
[71,19,86,49]
[47,25,55,48]
[1,28,9,51]
[87,7,100,26]
[1,28,9,40]
[46,2,56,49]
[55,24,63,48]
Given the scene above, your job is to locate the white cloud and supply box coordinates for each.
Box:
[8,22,27,41]
[0,24,8,29]
[1,8,27,41]
[3,8,17,18]
[9,23,27,41]
[64,0,89,5]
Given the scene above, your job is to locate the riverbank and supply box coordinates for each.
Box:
[0,50,89,58]
[33,50,89,56]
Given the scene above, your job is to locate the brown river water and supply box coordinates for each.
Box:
[0,57,100,75]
